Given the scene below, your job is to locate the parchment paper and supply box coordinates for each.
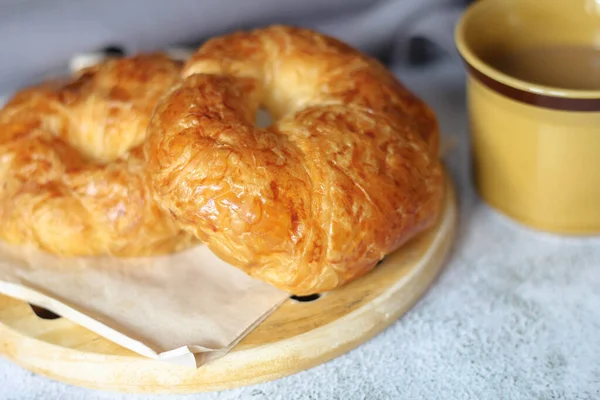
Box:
[0,241,289,368]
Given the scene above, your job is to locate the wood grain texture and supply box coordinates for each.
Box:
[0,174,456,394]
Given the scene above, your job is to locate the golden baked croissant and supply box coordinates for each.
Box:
[146,26,445,294]
[0,53,193,256]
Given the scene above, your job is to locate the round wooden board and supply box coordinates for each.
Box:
[0,175,457,394]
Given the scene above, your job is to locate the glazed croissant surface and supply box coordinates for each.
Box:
[145,26,445,294]
[0,53,193,256]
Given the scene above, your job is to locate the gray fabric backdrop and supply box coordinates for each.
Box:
[0,0,466,95]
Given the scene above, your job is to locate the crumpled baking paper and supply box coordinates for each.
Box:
[0,241,289,368]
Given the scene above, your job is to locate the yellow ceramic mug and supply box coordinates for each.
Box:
[456,0,600,234]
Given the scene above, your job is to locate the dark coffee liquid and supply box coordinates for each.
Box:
[491,46,600,90]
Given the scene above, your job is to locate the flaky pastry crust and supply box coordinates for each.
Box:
[146,25,445,294]
[0,53,193,256]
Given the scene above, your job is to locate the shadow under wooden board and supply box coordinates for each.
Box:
[0,174,457,394]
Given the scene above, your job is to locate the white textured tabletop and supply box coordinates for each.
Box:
[2,60,600,400]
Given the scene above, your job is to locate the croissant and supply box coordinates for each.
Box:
[145,26,444,294]
[0,53,193,256]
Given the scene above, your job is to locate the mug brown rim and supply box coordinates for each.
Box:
[463,61,600,112]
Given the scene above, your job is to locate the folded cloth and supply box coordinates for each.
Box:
[0,0,466,94]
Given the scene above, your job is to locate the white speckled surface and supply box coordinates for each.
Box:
[2,60,600,400]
